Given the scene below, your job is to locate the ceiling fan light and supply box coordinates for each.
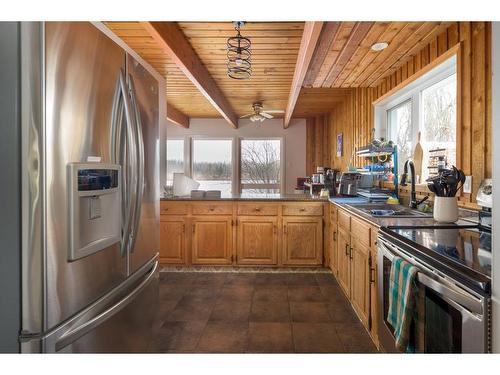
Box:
[371,42,389,51]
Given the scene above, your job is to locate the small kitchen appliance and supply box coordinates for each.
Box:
[338,172,361,196]
[324,168,338,197]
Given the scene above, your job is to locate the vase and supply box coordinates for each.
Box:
[433,196,459,223]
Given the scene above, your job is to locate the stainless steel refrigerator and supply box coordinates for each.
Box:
[0,21,160,353]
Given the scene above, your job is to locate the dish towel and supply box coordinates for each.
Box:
[387,256,422,353]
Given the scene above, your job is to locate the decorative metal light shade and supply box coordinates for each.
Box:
[227,21,251,79]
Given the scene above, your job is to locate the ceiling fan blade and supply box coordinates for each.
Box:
[261,112,274,119]
[240,113,253,118]
[264,109,285,113]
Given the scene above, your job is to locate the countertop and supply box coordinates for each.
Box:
[161,193,479,227]
[161,193,329,202]
[328,197,479,228]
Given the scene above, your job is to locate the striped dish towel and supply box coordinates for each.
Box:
[387,256,422,353]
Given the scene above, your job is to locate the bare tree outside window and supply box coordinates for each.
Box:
[421,74,457,179]
[240,139,281,193]
[388,100,412,174]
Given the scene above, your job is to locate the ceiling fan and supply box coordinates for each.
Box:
[240,102,285,122]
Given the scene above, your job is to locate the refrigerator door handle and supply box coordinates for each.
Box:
[128,75,145,254]
[117,69,138,257]
[54,259,158,351]
[110,75,127,256]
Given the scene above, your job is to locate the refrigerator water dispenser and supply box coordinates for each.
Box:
[68,163,121,261]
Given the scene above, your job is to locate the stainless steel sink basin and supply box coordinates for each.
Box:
[346,203,433,218]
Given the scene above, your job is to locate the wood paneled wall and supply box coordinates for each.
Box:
[306,115,330,175]
[311,22,491,206]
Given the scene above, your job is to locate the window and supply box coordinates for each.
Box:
[376,55,457,182]
[240,139,281,193]
[192,139,232,194]
[421,74,457,176]
[388,100,413,174]
[166,139,184,184]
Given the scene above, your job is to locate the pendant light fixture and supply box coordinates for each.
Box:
[227,21,251,79]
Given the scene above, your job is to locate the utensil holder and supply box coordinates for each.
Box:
[433,196,458,223]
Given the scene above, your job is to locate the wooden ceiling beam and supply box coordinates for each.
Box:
[141,22,238,128]
[167,104,190,128]
[284,21,324,128]
[302,22,341,88]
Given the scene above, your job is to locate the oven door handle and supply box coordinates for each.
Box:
[378,239,484,316]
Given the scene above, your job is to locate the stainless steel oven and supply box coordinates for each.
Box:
[377,235,490,353]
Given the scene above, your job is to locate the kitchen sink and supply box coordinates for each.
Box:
[346,203,433,218]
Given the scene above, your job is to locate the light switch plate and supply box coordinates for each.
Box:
[463,175,472,193]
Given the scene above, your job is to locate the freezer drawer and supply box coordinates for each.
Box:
[23,257,159,353]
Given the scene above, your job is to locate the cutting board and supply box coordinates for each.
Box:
[413,131,423,182]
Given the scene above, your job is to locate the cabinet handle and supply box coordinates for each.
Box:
[349,247,353,260]
[369,255,376,283]
[333,231,337,241]
[345,243,349,256]
[370,267,376,283]
[300,208,305,212]
[209,207,214,211]
[254,207,261,212]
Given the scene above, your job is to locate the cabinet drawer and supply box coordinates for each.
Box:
[237,203,279,216]
[282,202,323,216]
[337,209,351,231]
[351,217,371,247]
[191,202,233,215]
[161,201,189,215]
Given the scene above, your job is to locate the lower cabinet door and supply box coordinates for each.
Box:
[330,226,338,275]
[350,239,371,327]
[191,216,232,265]
[236,217,278,265]
[282,216,323,266]
[369,248,379,346]
[159,216,187,264]
[336,227,351,296]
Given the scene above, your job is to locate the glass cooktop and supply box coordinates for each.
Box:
[389,227,491,278]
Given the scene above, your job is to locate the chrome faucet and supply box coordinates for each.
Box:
[400,159,427,209]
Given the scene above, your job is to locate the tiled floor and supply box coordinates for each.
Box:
[150,271,378,353]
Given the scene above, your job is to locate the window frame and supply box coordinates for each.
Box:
[190,136,236,194]
[374,54,458,183]
[238,137,285,194]
[165,136,285,195]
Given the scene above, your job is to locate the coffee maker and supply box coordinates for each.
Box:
[324,168,338,197]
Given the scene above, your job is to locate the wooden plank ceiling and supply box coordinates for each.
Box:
[305,21,453,89]
[105,21,452,121]
[177,22,303,119]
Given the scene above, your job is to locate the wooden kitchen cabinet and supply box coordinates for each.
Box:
[329,206,338,275]
[282,216,323,266]
[191,216,233,265]
[336,226,351,295]
[369,226,379,347]
[159,216,188,264]
[350,238,371,327]
[236,217,278,265]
